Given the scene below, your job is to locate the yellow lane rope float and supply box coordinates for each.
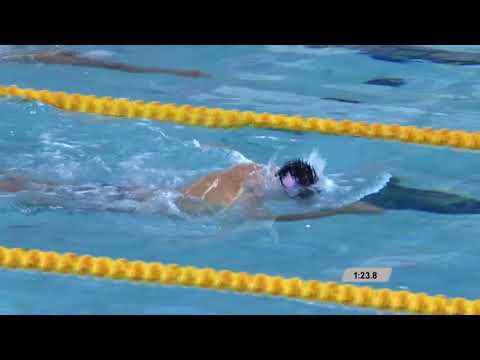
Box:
[1,85,480,151]
[0,246,478,315]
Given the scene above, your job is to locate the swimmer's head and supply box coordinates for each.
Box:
[275,159,319,199]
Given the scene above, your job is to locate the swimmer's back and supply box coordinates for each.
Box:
[181,164,262,207]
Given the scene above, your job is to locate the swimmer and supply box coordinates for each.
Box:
[0,160,379,220]
[0,47,210,78]
[176,160,383,220]
[2,159,480,221]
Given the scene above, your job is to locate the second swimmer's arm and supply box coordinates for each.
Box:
[2,49,210,78]
[63,57,211,78]
[34,52,210,78]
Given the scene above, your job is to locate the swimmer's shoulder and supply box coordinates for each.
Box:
[229,163,263,178]
[199,163,262,185]
[181,163,262,206]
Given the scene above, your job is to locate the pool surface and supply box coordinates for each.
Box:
[1,45,480,314]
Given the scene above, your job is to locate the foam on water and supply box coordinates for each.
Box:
[78,50,116,60]
[308,149,391,209]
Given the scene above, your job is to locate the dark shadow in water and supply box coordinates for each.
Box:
[364,78,406,87]
[305,45,480,66]
[323,97,363,104]
[364,177,480,214]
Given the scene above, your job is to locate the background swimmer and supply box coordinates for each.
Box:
[2,157,480,221]
[305,45,480,66]
[0,47,210,78]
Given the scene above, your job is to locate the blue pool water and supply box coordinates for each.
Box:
[2,45,480,314]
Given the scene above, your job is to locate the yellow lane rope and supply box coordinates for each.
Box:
[1,85,480,151]
[0,246,478,315]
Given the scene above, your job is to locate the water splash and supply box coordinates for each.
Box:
[304,149,391,209]
[78,50,116,60]
[262,149,391,213]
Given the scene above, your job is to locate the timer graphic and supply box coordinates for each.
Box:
[342,268,392,283]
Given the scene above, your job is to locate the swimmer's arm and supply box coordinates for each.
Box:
[56,56,210,78]
[0,173,31,193]
[7,50,210,78]
[0,180,24,193]
[254,202,384,222]
[0,172,67,193]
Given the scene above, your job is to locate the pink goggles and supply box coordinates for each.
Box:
[281,173,298,189]
[280,173,320,199]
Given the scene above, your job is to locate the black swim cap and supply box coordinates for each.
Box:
[276,159,319,187]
